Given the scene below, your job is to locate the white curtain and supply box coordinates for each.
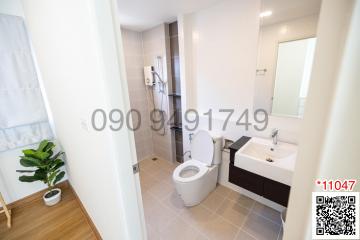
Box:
[0,14,53,152]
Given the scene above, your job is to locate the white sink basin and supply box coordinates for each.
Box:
[234,137,297,186]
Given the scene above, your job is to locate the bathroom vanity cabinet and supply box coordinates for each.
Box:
[229,137,291,207]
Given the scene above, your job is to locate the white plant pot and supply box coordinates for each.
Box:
[43,188,62,206]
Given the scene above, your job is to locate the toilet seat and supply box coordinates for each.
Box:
[191,130,214,166]
[173,159,208,183]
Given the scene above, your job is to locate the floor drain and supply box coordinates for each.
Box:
[152,157,158,161]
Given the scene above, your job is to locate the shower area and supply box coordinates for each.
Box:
[121,22,183,164]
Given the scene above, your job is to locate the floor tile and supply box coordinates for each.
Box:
[152,168,174,184]
[201,191,226,212]
[242,213,280,240]
[139,158,155,171]
[140,171,157,190]
[180,204,214,228]
[194,233,209,240]
[145,202,177,234]
[140,158,283,240]
[216,198,249,227]
[156,158,177,172]
[148,179,174,200]
[142,191,160,214]
[145,163,164,177]
[213,184,231,197]
[140,170,153,181]
[160,217,204,240]
[234,230,257,240]
[277,227,283,240]
[146,223,161,240]
[200,214,239,240]
[252,202,282,225]
[227,190,254,209]
[162,190,186,213]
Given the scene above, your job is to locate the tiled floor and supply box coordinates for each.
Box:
[139,158,283,240]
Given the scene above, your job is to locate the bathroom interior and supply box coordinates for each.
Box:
[0,0,359,239]
[121,0,320,239]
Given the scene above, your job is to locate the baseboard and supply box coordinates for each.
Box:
[67,183,102,240]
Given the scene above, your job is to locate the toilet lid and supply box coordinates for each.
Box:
[191,130,214,166]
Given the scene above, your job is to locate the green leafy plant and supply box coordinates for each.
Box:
[16,140,65,197]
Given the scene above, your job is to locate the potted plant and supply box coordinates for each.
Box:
[16,140,65,206]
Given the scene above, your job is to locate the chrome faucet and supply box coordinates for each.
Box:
[271,128,279,145]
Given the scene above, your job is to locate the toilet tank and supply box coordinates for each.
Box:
[212,135,223,165]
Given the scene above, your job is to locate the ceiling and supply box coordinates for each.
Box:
[260,0,322,26]
[117,0,224,31]
[117,0,322,32]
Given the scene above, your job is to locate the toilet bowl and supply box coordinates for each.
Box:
[173,130,222,206]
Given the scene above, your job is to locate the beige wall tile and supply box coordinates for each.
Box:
[121,28,155,162]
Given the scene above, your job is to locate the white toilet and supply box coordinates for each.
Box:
[173,130,222,206]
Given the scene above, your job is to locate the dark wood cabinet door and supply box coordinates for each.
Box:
[229,164,264,196]
[263,178,291,206]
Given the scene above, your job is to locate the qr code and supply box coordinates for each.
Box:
[312,192,359,239]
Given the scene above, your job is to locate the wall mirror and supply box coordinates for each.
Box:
[254,0,322,118]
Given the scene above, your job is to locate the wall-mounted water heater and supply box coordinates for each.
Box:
[144,66,154,86]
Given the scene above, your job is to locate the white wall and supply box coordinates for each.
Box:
[22,0,144,239]
[0,0,24,16]
[185,0,260,116]
[284,0,356,239]
[179,0,261,158]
